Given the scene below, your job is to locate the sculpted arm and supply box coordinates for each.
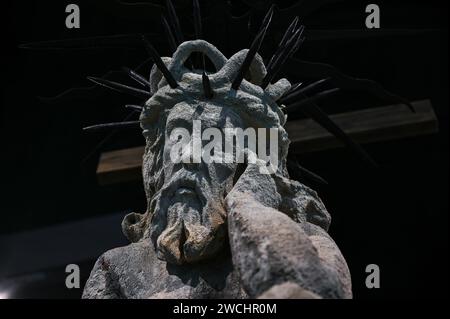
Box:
[226,187,352,299]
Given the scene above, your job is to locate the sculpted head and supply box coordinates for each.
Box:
[122,40,292,265]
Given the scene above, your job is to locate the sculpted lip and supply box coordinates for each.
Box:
[175,186,196,196]
[166,171,206,204]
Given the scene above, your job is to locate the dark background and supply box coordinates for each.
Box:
[0,0,448,299]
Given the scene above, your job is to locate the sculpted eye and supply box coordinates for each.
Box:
[166,116,192,135]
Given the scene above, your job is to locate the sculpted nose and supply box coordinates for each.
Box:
[182,161,199,170]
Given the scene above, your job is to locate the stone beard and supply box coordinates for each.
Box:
[151,164,228,265]
[83,40,353,299]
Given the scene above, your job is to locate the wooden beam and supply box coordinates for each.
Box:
[96,99,438,185]
[97,145,145,185]
[286,99,438,154]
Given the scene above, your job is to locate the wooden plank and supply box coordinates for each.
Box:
[286,99,438,154]
[97,146,144,185]
[96,99,438,185]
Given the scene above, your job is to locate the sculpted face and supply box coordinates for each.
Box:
[152,102,244,264]
[136,40,290,265]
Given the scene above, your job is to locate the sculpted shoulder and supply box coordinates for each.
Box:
[83,240,164,299]
[101,239,159,271]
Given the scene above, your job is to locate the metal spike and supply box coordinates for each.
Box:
[264,35,304,89]
[231,30,263,90]
[290,100,377,167]
[265,22,302,76]
[231,7,273,90]
[202,72,214,99]
[164,0,194,69]
[290,30,304,57]
[297,163,328,185]
[259,4,275,36]
[261,27,304,89]
[284,88,340,110]
[285,59,414,113]
[193,0,205,69]
[298,78,331,95]
[87,76,152,99]
[122,67,151,88]
[280,82,303,100]
[38,59,152,103]
[288,30,305,59]
[142,36,178,88]
[276,25,303,59]
[280,77,332,105]
[18,34,144,50]
[161,15,178,52]
[280,17,299,47]
[83,121,141,132]
[279,25,303,56]
[287,159,328,185]
[266,16,299,71]
[81,110,138,164]
[125,104,144,112]
[193,0,202,39]
[264,26,303,80]
[280,86,301,104]
[166,0,184,44]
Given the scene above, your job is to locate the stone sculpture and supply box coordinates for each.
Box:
[82,2,353,299]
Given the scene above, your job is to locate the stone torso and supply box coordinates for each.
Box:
[82,240,247,299]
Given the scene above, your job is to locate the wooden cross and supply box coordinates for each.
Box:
[96,99,438,185]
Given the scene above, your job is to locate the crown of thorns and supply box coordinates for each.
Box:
[81,1,414,168]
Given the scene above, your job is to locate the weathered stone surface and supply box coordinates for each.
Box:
[83,40,352,299]
[226,189,351,299]
[82,240,247,299]
[258,282,321,299]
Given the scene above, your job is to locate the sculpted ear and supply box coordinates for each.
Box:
[122,212,146,243]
